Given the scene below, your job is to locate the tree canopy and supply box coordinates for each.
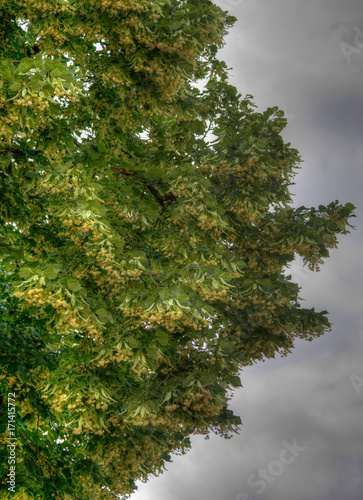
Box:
[0,0,356,498]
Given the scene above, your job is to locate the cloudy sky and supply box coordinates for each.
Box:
[131,1,363,499]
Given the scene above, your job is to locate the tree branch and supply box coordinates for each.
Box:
[111,166,176,209]
[21,429,58,476]
[3,147,41,156]
[35,409,40,461]
[61,263,78,277]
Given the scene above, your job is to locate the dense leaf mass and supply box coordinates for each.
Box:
[0,0,356,498]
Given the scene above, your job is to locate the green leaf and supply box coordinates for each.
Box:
[163,390,172,402]
[126,337,140,348]
[98,142,107,153]
[116,372,125,385]
[95,308,112,323]
[9,81,22,93]
[28,77,43,92]
[24,171,40,178]
[111,235,125,249]
[159,289,171,301]
[260,278,271,287]
[19,267,34,278]
[219,340,235,353]
[146,347,159,359]
[66,278,82,292]
[255,139,267,151]
[230,375,242,388]
[344,202,356,212]
[44,264,61,280]
[155,329,169,346]
[18,60,33,73]
[200,372,216,385]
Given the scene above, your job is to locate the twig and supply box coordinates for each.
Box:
[201,120,213,141]
[21,429,58,476]
[35,409,40,461]
[21,429,44,476]
[12,28,28,57]
[146,272,158,286]
[35,410,43,477]
[61,263,78,277]
[153,371,173,391]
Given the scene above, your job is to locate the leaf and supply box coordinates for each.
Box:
[163,390,172,402]
[90,202,108,216]
[24,171,40,178]
[19,267,34,278]
[115,372,125,385]
[200,372,216,385]
[95,308,112,323]
[28,77,43,92]
[255,139,267,151]
[159,289,171,301]
[344,202,356,212]
[18,60,33,73]
[203,304,215,315]
[219,340,235,353]
[155,329,169,346]
[111,235,125,249]
[44,264,61,280]
[260,278,271,288]
[126,337,140,348]
[230,375,242,388]
[66,278,82,292]
[146,347,159,359]
[9,81,22,93]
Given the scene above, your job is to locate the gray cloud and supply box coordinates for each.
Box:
[130,1,363,498]
[132,337,363,500]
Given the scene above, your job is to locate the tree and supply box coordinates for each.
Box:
[0,0,356,498]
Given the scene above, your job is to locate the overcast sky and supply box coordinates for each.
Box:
[131,1,363,499]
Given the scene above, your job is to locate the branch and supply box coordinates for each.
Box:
[21,430,58,476]
[13,28,28,57]
[24,451,44,477]
[21,429,44,477]
[145,272,160,286]
[111,166,176,209]
[153,372,172,391]
[35,409,40,461]
[61,263,78,277]
[3,147,41,156]
[201,120,213,141]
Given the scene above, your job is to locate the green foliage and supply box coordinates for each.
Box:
[0,0,356,498]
